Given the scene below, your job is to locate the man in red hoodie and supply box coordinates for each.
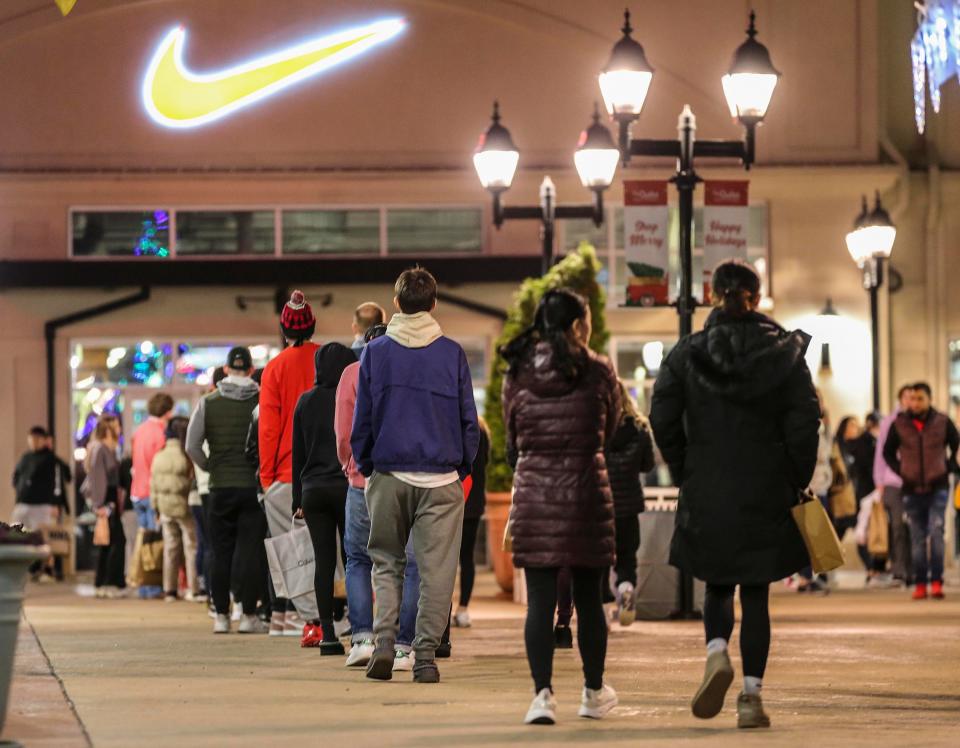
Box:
[259,290,320,636]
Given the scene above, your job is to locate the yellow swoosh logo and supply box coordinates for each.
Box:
[143,18,405,128]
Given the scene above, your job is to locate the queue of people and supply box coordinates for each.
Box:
[9,260,959,733]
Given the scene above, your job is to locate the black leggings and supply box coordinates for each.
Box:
[458,517,481,607]
[94,493,125,589]
[614,515,640,587]
[301,482,347,622]
[703,583,770,679]
[525,566,607,693]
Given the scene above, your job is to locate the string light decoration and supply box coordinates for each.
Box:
[912,1,960,133]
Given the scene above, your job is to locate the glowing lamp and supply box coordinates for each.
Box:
[574,105,620,189]
[473,101,520,192]
[598,10,654,118]
[721,12,780,123]
[846,193,896,266]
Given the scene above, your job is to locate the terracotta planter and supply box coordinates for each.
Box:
[0,544,49,735]
[485,491,514,594]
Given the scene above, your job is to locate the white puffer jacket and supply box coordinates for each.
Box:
[149,439,193,519]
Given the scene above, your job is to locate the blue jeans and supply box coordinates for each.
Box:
[132,498,163,598]
[344,486,419,646]
[904,489,948,584]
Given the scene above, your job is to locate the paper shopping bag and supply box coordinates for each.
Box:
[791,491,845,574]
[264,522,315,601]
[92,514,110,546]
[867,500,889,556]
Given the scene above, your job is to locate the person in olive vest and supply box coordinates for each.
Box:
[186,346,267,634]
[882,382,959,601]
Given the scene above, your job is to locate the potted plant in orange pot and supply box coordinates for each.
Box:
[0,522,49,735]
[484,243,610,594]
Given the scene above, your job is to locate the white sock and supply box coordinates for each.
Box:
[706,638,728,655]
[743,676,763,695]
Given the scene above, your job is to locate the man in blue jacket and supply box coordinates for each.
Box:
[352,267,479,684]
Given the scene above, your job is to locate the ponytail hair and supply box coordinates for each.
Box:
[711,259,761,318]
[500,288,588,380]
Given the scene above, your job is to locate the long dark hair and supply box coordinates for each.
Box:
[500,288,588,380]
[711,259,761,318]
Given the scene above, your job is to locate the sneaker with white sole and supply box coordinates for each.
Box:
[269,611,285,637]
[213,614,230,634]
[392,649,414,672]
[238,614,270,634]
[578,684,618,719]
[453,609,472,628]
[524,688,557,725]
[284,612,306,637]
[231,603,242,622]
[345,639,375,667]
[616,582,636,627]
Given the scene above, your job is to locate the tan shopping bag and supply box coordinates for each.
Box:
[791,491,845,574]
[92,514,110,546]
[867,500,889,556]
[41,522,72,556]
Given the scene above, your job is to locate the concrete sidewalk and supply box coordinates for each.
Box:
[5,574,959,747]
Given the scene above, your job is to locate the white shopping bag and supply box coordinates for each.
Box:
[264,521,315,600]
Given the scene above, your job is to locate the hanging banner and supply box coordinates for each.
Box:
[703,180,749,300]
[623,180,669,307]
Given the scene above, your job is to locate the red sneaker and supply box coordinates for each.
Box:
[912,584,928,600]
[300,623,322,648]
[930,581,945,599]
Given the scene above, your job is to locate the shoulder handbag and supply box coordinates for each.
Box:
[791,490,845,574]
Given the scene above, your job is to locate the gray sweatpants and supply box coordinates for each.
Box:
[882,485,913,581]
[263,481,319,620]
[366,472,463,661]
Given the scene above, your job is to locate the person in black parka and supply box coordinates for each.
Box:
[650,259,820,730]
[292,342,357,654]
[604,380,655,626]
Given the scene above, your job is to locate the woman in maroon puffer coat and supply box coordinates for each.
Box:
[501,289,621,726]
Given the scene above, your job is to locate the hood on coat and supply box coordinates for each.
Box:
[218,376,259,401]
[685,310,811,401]
[515,341,588,399]
[314,342,357,388]
[386,312,442,349]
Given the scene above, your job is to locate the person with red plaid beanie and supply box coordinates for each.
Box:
[259,290,327,637]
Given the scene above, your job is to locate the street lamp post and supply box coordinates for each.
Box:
[474,102,619,275]
[845,192,897,412]
[599,9,780,618]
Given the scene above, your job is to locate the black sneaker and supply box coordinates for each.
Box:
[435,642,452,659]
[413,659,440,683]
[366,641,395,681]
[554,625,573,649]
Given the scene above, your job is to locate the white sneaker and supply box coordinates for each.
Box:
[345,640,375,667]
[578,684,618,719]
[284,612,306,637]
[105,587,127,599]
[617,582,636,627]
[453,609,472,628]
[524,688,557,725]
[392,649,414,672]
[94,587,107,599]
[213,614,230,634]
[230,602,242,622]
[238,614,269,634]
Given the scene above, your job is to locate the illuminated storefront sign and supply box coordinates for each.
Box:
[142,17,405,128]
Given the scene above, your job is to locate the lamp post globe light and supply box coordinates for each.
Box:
[846,192,896,411]
[474,102,616,276]
[597,8,779,619]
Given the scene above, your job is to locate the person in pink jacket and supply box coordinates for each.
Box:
[873,385,914,584]
[131,392,174,599]
[335,323,421,672]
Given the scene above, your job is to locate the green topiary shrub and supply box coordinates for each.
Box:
[484,242,610,492]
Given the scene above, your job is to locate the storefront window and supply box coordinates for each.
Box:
[386,209,482,253]
[72,210,170,257]
[176,211,275,255]
[72,341,174,388]
[282,210,380,254]
[175,343,278,384]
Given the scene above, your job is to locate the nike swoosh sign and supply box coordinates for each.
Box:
[143,18,405,128]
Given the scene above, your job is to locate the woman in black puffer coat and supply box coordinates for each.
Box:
[604,381,655,626]
[502,289,621,725]
[650,260,820,729]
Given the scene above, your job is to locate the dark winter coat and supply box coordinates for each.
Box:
[291,343,356,510]
[13,448,70,509]
[649,310,820,585]
[882,408,960,495]
[503,343,621,569]
[465,428,489,520]
[605,417,656,518]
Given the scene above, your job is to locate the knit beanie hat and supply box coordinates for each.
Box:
[280,290,316,342]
